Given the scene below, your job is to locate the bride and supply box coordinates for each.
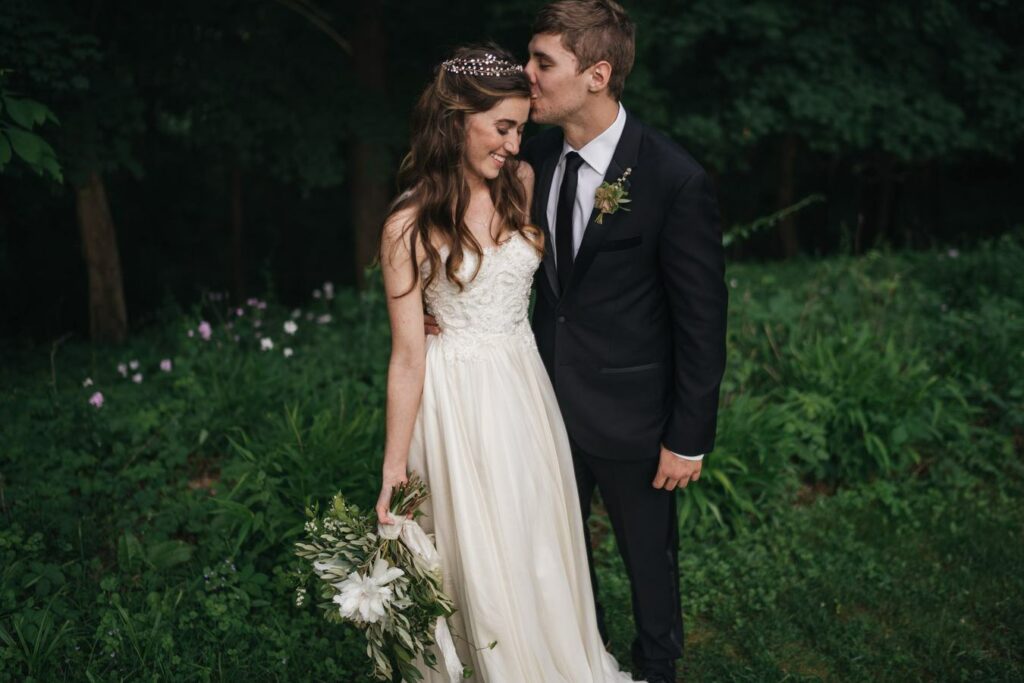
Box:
[375,45,641,682]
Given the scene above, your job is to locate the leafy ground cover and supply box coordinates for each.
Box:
[2,232,1021,681]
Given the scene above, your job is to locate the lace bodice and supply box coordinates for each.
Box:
[423,232,541,361]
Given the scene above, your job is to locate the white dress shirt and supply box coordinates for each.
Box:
[544,103,704,463]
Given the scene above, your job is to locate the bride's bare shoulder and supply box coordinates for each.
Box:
[381,205,425,264]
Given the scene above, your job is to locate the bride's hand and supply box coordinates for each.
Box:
[376,469,408,525]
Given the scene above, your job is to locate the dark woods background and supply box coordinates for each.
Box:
[1,0,1022,343]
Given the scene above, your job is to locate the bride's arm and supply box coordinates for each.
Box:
[377,208,426,524]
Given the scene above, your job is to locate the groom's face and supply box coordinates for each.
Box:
[525,33,590,125]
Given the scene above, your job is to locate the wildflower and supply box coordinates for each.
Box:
[317,314,332,324]
[247,297,259,307]
[89,391,104,408]
[236,307,244,317]
[254,320,262,329]
[198,321,212,341]
[948,248,960,259]
[187,330,195,338]
[291,308,301,319]
[283,321,298,335]
[283,348,294,358]
[313,288,322,299]
[83,377,94,388]
[729,278,738,288]
[129,360,139,370]
[257,300,267,310]
[160,359,173,372]
[132,373,143,384]
[323,281,335,300]
[261,337,274,351]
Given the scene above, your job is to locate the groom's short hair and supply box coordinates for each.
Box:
[533,0,635,100]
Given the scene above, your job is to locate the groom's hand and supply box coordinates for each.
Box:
[652,445,702,491]
[424,314,440,336]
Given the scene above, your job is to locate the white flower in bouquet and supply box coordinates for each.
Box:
[333,558,405,624]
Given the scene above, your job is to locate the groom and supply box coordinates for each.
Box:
[521,1,728,680]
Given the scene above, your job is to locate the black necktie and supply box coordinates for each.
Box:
[556,151,584,291]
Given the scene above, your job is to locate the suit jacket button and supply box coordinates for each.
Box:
[557,315,566,323]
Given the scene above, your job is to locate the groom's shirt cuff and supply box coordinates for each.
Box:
[670,450,704,461]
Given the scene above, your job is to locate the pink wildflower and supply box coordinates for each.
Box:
[89,392,104,408]
[198,321,212,341]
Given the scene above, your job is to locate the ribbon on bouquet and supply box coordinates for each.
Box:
[378,518,464,682]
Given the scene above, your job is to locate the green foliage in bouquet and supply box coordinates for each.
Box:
[294,475,465,682]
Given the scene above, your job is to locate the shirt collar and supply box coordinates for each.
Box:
[560,102,627,175]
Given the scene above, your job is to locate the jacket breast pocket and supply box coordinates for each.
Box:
[597,235,642,252]
[599,361,662,374]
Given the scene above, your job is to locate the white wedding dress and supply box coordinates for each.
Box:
[407,231,641,682]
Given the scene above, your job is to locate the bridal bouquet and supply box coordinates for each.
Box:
[294,474,467,682]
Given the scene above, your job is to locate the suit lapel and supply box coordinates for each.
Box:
[534,137,562,297]
[564,113,643,296]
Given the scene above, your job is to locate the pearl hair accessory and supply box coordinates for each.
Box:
[441,53,524,77]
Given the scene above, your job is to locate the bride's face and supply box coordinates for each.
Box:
[463,96,530,182]
[525,32,589,125]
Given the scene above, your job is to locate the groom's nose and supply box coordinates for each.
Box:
[524,60,537,84]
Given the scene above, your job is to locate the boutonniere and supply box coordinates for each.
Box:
[593,167,632,224]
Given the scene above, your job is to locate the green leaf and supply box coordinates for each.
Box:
[146,540,194,570]
[4,127,42,165]
[117,531,145,570]
[3,96,43,129]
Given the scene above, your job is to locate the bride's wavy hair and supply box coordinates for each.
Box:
[385,44,541,296]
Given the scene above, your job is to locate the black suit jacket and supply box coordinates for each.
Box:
[521,111,728,461]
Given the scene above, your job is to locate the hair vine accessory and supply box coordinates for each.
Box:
[441,53,524,77]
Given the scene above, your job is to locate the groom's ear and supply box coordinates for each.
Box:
[586,60,614,95]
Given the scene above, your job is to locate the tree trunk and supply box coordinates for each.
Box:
[76,171,128,343]
[349,0,390,288]
[230,166,245,301]
[777,134,800,258]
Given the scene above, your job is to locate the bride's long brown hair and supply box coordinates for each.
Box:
[385,44,541,296]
